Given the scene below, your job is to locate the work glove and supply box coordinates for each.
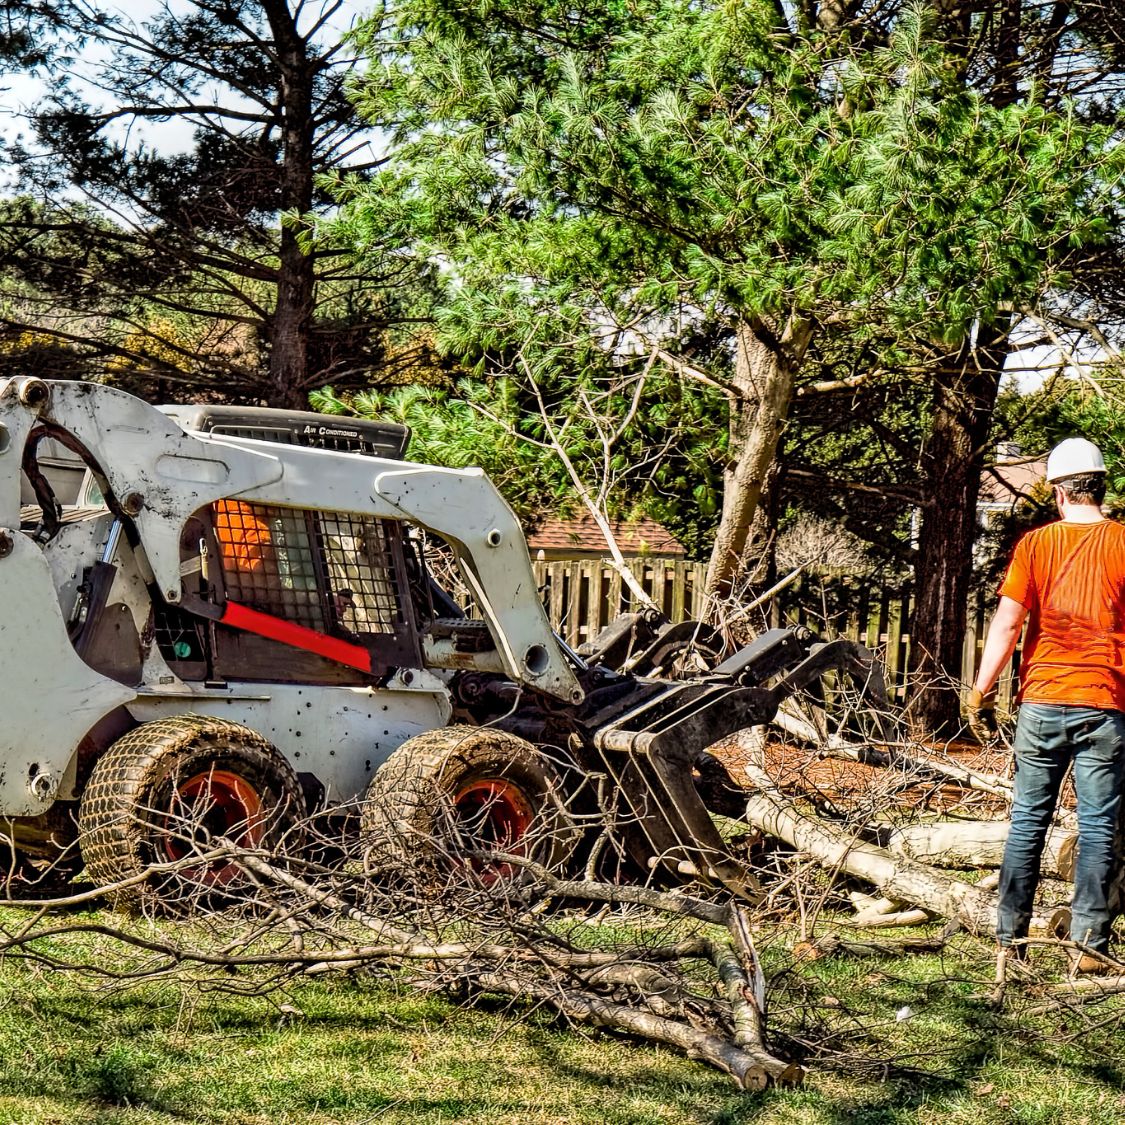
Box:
[965,686,998,746]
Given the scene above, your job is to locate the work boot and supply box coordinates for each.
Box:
[1069,950,1123,977]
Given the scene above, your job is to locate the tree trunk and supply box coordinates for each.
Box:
[264,0,317,409]
[745,459,782,589]
[886,820,1076,879]
[705,316,811,598]
[907,326,1010,734]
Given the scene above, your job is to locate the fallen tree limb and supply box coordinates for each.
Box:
[730,905,767,1042]
[818,740,1013,799]
[0,846,235,910]
[1043,974,1125,1000]
[469,968,803,1090]
[711,938,768,1051]
[236,848,800,1087]
[239,851,720,969]
[886,820,1076,879]
[744,766,998,935]
[483,852,731,926]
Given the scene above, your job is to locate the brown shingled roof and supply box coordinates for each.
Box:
[979,457,1048,507]
[526,515,686,557]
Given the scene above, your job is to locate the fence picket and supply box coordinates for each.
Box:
[567,561,584,646]
[548,564,565,639]
[607,565,623,622]
[670,561,686,622]
[584,560,602,644]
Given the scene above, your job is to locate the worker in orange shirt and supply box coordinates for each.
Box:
[969,438,1125,974]
[213,499,275,574]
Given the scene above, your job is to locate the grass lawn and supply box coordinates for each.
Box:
[0,908,1123,1125]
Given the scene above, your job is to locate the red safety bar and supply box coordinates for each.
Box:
[221,602,373,674]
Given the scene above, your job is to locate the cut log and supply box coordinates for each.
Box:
[851,908,931,928]
[744,766,997,935]
[886,821,1077,880]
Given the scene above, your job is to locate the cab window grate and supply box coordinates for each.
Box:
[212,500,408,637]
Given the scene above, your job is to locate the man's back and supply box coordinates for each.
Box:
[1002,519,1125,710]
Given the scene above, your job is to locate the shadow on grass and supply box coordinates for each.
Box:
[17,1037,191,1120]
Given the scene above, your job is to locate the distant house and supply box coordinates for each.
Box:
[977,443,1048,525]
[526,514,687,561]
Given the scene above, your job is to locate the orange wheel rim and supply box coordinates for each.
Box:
[163,768,264,887]
[453,777,537,880]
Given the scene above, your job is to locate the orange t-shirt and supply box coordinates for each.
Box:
[212,499,274,573]
[1000,519,1125,711]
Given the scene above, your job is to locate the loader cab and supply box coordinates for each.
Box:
[160,495,429,685]
[20,401,436,693]
[149,405,436,688]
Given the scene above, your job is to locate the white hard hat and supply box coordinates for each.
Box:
[1046,437,1106,482]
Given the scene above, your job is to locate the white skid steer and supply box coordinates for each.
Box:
[0,377,891,906]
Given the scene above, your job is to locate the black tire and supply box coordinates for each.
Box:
[78,715,304,911]
[361,725,580,880]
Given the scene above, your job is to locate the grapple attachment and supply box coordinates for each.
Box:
[590,627,892,897]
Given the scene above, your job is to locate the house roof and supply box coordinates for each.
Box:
[526,515,686,557]
[979,455,1048,508]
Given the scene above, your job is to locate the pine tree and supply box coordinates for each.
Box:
[2,0,429,405]
[335,0,1124,729]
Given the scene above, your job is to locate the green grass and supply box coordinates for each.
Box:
[0,917,743,1125]
[1,909,1124,1124]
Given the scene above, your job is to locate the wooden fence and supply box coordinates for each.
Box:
[531,557,1015,708]
[531,557,709,648]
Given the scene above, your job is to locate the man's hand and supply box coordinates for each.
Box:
[966,686,998,745]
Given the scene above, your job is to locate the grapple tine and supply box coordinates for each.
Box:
[594,683,776,897]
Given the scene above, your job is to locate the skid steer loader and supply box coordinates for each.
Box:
[0,376,892,905]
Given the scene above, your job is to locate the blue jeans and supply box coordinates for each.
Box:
[997,703,1125,952]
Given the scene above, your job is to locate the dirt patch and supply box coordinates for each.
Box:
[710,735,1073,818]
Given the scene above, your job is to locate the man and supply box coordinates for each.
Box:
[968,437,1125,973]
[331,587,359,641]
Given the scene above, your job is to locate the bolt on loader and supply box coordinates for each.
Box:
[0,377,892,905]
